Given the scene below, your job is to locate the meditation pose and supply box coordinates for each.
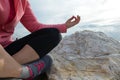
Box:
[0,0,80,80]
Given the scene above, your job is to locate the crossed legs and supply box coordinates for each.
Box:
[0,28,61,78]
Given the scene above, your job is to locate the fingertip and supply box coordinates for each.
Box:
[78,16,81,21]
[77,15,80,18]
[70,16,75,19]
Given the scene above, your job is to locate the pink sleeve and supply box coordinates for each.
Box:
[20,1,67,33]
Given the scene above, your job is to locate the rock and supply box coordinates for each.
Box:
[49,30,120,80]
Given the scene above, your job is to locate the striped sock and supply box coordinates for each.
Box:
[19,66,30,79]
[20,55,52,80]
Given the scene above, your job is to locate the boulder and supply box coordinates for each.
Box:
[49,30,120,80]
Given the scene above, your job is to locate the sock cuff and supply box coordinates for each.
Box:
[27,66,34,78]
[19,66,31,79]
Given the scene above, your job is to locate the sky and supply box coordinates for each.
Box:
[14,0,120,40]
[29,0,120,24]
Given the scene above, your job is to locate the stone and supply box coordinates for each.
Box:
[49,30,120,80]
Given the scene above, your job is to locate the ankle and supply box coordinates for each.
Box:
[13,65,23,78]
[19,66,31,79]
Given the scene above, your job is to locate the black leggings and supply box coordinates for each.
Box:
[5,28,62,58]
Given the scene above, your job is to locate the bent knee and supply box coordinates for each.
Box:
[47,28,62,43]
[38,28,62,43]
[41,28,61,37]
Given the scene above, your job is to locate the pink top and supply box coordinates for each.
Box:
[0,0,67,47]
[7,0,16,24]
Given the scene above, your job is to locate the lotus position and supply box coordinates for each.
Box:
[0,0,80,80]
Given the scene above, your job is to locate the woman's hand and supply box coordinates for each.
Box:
[65,15,80,29]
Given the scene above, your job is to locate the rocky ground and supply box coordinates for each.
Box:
[48,30,120,80]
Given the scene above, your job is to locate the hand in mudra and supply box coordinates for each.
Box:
[65,15,80,29]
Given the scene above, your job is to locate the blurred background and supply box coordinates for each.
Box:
[13,0,120,41]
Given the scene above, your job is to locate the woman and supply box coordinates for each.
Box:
[0,0,80,80]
